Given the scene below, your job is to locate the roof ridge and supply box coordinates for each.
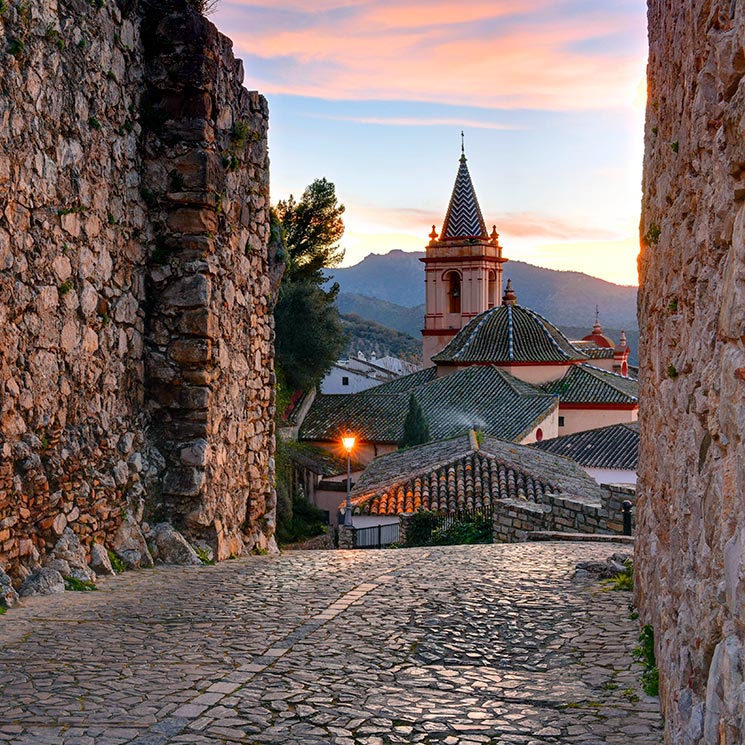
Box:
[453,307,496,360]
[519,305,588,360]
[580,363,638,400]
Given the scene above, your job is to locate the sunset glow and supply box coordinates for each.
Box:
[213,0,647,287]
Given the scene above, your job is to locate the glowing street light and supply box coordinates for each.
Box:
[342,433,356,527]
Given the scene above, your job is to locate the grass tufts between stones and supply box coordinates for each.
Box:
[65,577,97,592]
[195,547,215,566]
[107,550,126,574]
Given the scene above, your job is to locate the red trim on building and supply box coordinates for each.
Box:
[421,329,458,337]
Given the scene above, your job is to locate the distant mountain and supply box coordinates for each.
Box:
[337,293,424,338]
[341,314,422,363]
[328,249,638,330]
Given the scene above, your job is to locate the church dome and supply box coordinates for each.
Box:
[581,312,614,349]
[432,283,588,365]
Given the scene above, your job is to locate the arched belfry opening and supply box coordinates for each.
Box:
[421,140,508,362]
[446,271,461,314]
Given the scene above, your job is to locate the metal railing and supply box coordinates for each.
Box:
[353,522,400,549]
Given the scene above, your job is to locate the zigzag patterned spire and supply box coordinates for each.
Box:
[440,151,488,240]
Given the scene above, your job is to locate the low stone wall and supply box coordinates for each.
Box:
[493,484,636,543]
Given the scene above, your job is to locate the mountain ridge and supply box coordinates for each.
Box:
[328,249,638,330]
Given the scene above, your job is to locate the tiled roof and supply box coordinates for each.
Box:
[543,364,638,405]
[440,153,489,240]
[531,421,639,470]
[348,433,605,516]
[570,341,615,360]
[300,365,557,445]
[433,304,588,364]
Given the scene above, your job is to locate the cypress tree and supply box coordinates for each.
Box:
[399,393,430,449]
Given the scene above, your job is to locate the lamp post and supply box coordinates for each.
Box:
[341,433,356,527]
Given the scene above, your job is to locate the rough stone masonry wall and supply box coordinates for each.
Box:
[0,0,275,580]
[638,2,745,743]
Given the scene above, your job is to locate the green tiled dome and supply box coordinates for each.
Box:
[432,302,588,365]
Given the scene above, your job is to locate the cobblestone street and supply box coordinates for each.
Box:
[0,542,662,744]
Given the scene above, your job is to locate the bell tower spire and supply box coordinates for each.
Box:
[421,138,508,363]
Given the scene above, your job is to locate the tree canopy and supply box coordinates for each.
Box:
[273,178,348,396]
[399,393,430,449]
[275,178,345,285]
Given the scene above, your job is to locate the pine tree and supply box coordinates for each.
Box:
[399,394,430,449]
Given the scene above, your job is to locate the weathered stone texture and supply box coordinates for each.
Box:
[0,0,275,583]
[638,2,745,743]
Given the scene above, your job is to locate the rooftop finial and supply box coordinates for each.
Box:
[593,305,602,333]
[502,278,517,306]
[460,130,466,161]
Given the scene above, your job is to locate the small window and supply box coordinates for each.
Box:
[342,376,349,386]
[536,428,543,442]
[558,416,565,427]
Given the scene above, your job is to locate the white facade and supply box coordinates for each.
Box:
[320,352,418,394]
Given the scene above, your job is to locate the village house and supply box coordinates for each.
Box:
[289,147,638,523]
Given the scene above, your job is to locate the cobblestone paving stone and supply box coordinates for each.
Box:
[0,542,662,744]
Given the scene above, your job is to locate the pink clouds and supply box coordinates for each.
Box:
[217,0,645,110]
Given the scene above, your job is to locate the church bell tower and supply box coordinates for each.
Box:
[421,139,508,362]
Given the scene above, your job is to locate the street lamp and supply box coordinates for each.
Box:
[341,433,356,527]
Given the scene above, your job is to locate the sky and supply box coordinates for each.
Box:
[212,0,648,287]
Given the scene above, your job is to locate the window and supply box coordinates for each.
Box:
[558,416,565,427]
[342,376,349,386]
[446,271,461,314]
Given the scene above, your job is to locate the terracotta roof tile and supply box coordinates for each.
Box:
[348,434,604,516]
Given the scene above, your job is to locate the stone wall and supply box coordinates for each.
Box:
[492,484,635,543]
[637,2,745,742]
[0,0,276,581]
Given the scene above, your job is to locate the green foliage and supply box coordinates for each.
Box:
[651,126,658,135]
[252,546,269,556]
[273,179,349,393]
[670,140,679,153]
[406,510,492,547]
[45,24,65,50]
[634,624,660,696]
[399,394,430,449]
[7,38,25,56]
[195,547,215,566]
[340,313,421,363]
[474,428,485,446]
[107,550,126,574]
[0,605,6,614]
[602,559,634,591]
[274,439,330,545]
[57,205,86,216]
[667,364,678,379]
[231,120,251,148]
[275,178,345,285]
[77,37,88,50]
[223,153,239,172]
[65,577,97,591]
[274,279,347,392]
[89,116,101,130]
[58,281,73,296]
[91,0,105,7]
[644,223,661,246]
[107,212,117,225]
